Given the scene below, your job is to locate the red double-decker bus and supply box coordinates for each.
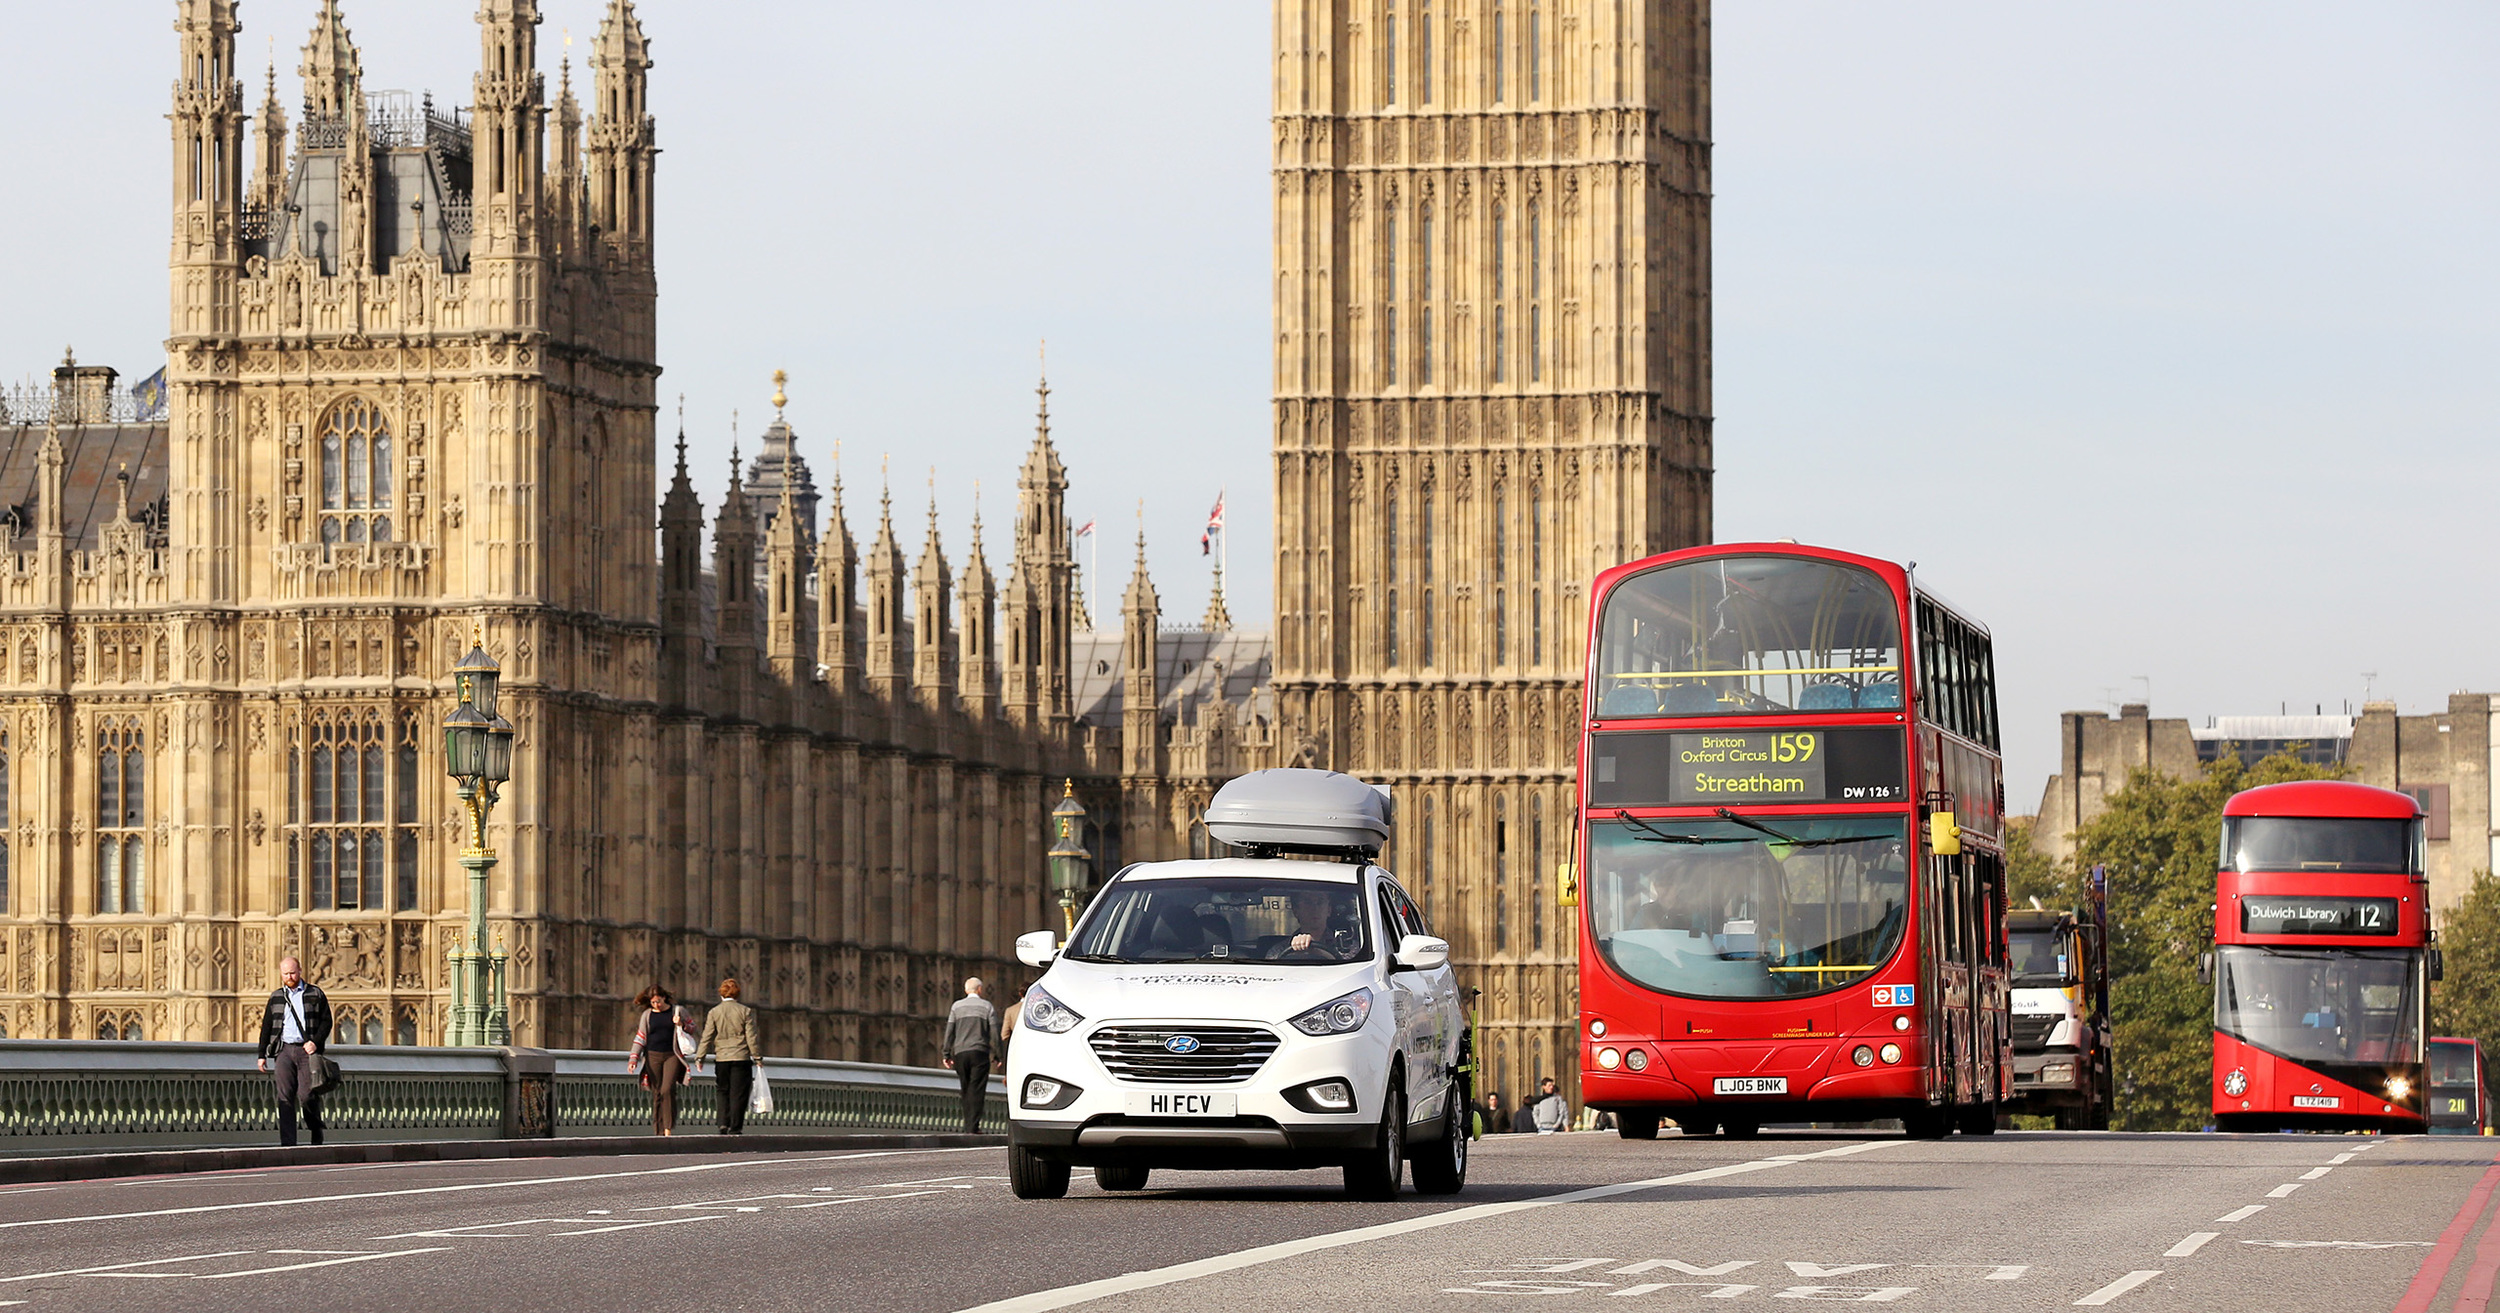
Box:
[2210,781,2429,1134]
[1574,544,2009,1139]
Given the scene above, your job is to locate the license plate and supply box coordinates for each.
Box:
[2291,1095,2341,1109]
[1125,1091,1237,1117]
[1713,1077,1788,1096]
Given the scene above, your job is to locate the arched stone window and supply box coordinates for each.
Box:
[293,711,389,910]
[97,718,145,914]
[317,397,395,545]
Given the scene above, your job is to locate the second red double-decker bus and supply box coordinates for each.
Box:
[2210,781,2430,1133]
[1574,544,2009,1139]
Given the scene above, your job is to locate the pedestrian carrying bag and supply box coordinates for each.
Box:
[748,1062,775,1116]
[672,1006,700,1063]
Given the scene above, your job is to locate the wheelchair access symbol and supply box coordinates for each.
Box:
[1872,985,1915,1007]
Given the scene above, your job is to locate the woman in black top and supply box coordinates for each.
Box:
[627,985,693,1135]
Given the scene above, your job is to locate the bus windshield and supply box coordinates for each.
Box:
[2224,816,2421,874]
[2432,1042,2479,1089]
[2214,946,2421,1066]
[1592,555,1902,719]
[1586,816,1911,999]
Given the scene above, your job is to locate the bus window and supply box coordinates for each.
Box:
[1591,556,1901,719]
[2223,817,2422,875]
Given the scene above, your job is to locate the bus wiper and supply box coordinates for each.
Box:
[1713,808,1891,848]
[1613,810,1748,845]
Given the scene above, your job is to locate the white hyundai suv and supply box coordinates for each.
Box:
[1006,770,1470,1201]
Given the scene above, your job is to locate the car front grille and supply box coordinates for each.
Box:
[2009,1014,2058,1048]
[1090,1026,1280,1085]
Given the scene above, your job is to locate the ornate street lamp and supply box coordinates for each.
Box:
[1048,781,1093,937]
[444,635,515,1046]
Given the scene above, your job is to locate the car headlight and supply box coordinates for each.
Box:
[1022,985,1084,1035]
[1289,988,1374,1037]
[1022,1075,1082,1110]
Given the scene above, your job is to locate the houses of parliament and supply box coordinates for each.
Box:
[0,0,1710,1106]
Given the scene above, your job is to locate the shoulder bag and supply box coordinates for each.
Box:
[672,1005,700,1063]
[286,993,344,1097]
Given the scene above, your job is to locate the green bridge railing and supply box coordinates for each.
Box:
[0,1040,1002,1152]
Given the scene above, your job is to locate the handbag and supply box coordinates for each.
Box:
[748,1061,775,1116]
[672,1006,700,1063]
[286,993,344,1097]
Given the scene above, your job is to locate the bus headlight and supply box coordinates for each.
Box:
[1625,1047,1650,1072]
[1852,1045,1875,1067]
[1589,1019,1608,1038]
[1597,1047,1621,1070]
[1893,1015,1912,1032]
[1880,1043,1902,1064]
[2387,1076,2413,1101]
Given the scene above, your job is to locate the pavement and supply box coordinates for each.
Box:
[0,1129,2490,1312]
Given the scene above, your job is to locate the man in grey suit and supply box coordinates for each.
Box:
[941,978,998,1134]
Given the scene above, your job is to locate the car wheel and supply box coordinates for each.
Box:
[1616,1111,1661,1140]
[1093,1165,1150,1192]
[1008,1142,1071,1199]
[1956,1103,1998,1136]
[1344,1079,1407,1201]
[1720,1118,1760,1140]
[1411,1095,1468,1195]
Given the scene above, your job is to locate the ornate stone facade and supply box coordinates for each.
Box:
[1270,1,1714,1105]
[0,0,1264,1058]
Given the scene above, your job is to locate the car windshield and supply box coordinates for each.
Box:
[2432,1042,2479,1090]
[1586,816,1911,999]
[1592,555,1902,719]
[2224,816,2421,874]
[2010,930,2068,986]
[2213,946,2421,1066]
[1064,875,1373,965]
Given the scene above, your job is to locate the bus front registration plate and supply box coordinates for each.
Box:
[1127,1092,1238,1117]
[1713,1077,1788,1096]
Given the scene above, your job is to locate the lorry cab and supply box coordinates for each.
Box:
[2005,905,2112,1129]
[1005,769,1471,1201]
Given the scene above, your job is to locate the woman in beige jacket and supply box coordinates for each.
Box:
[696,977,762,1134]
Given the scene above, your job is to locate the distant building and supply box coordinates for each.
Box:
[2033,698,2496,909]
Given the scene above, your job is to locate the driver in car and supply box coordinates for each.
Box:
[1272,888,1351,960]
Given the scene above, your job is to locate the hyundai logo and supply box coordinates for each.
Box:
[1164,1035,1202,1055]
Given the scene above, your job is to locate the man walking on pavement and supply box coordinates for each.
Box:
[255,956,333,1146]
[942,977,998,1134]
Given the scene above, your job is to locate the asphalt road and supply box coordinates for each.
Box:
[0,1129,2492,1312]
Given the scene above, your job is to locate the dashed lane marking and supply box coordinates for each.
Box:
[952,1141,1910,1313]
[0,1252,258,1283]
[0,1145,989,1233]
[2301,1167,2334,1180]
[2163,1233,2219,1258]
[2329,1153,2358,1165]
[190,1249,452,1280]
[2073,1270,2162,1306]
[2268,1183,2305,1198]
[548,1216,727,1236]
[2218,1205,2267,1223]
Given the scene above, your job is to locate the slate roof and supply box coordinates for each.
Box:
[0,422,170,548]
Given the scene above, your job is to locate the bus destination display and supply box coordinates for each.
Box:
[1586,728,1906,808]
[2240,895,2401,937]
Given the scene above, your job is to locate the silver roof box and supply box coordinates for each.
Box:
[1204,768,1393,854]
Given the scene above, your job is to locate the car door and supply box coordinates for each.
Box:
[1377,873,1446,1122]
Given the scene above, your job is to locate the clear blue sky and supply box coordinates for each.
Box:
[3,3,2493,808]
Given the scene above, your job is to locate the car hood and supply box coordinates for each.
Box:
[1035,957,1377,1025]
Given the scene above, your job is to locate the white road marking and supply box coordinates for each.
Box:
[1611,1283,1757,1298]
[0,1145,988,1234]
[2329,1153,2358,1165]
[549,1216,727,1236]
[1776,1289,1913,1303]
[2073,1270,2162,1306]
[2301,1167,2334,1180]
[2239,1240,2431,1250]
[2163,1233,2219,1258]
[194,1249,450,1279]
[2268,1183,2305,1198]
[2216,1206,2266,1223]
[954,1140,1909,1313]
[1610,1260,1757,1277]
[1785,1262,1888,1278]
[0,1251,258,1282]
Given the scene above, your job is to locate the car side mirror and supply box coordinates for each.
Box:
[2432,949,2446,983]
[1393,934,1450,973]
[1015,929,1058,968]
[2197,952,2213,986]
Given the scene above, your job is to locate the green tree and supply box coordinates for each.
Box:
[2005,815,2061,909]
[2431,869,2500,1063]
[2050,752,2345,1131]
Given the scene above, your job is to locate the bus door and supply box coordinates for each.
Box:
[1926,850,1974,1104]
[1973,851,2011,1102]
